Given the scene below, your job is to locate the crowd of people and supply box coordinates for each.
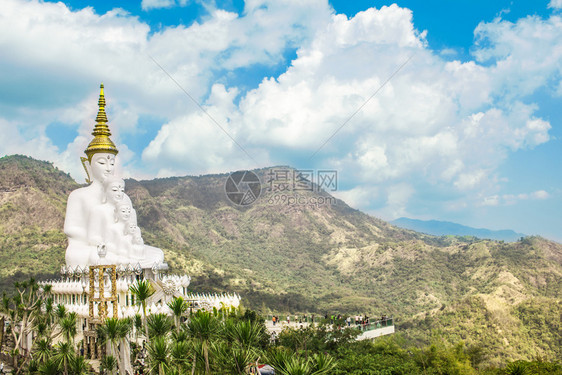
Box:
[271,314,316,326]
[269,313,391,330]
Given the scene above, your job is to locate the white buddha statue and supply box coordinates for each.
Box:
[129,225,145,260]
[87,177,137,242]
[107,201,133,260]
[87,176,124,249]
[64,84,164,269]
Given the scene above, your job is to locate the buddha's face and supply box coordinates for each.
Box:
[90,153,115,183]
[117,205,131,222]
[105,181,125,203]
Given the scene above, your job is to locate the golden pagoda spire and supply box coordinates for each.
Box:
[84,83,119,161]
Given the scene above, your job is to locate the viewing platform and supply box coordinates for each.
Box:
[264,316,395,341]
[355,318,395,340]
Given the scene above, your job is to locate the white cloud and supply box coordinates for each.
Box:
[455,170,488,191]
[473,14,562,97]
[332,185,378,210]
[439,48,458,56]
[531,190,550,199]
[235,7,553,196]
[0,0,331,179]
[482,195,500,207]
[230,5,557,216]
[142,84,271,175]
[379,183,415,219]
[141,0,175,11]
[482,190,550,206]
[0,119,59,163]
[549,0,562,9]
[0,0,559,225]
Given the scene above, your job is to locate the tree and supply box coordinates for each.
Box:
[60,312,78,345]
[224,319,266,351]
[52,342,75,375]
[187,311,220,374]
[133,313,143,339]
[54,303,67,321]
[69,356,90,375]
[33,338,52,365]
[170,339,192,374]
[129,279,155,339]
[100,355,117,375]
[167,297,188,333]
[38,359,61,375]
[267,348,336,375]
[0,278,50,371]
[171,327,189,344]
[44,303,71,344]
[147,313,174,340]
[97,318,121,359]
[147,336,170,375]
[214,317,267,375]
[215,341,256,375]
[97,318,132,375]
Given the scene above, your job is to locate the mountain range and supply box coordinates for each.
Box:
[0,154,560,366]
[391,217,526,242]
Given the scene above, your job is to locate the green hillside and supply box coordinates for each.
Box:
[0,155,73,290]
[0,154,560,366]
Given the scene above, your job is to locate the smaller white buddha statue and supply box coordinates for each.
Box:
[106,201,133,260]
[126,224,145,260]
[87,176,125,247]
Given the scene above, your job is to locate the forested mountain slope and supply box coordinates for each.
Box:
[0,154,560,365]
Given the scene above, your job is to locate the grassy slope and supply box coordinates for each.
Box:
[0,155,73,289]
[0,155,560,365]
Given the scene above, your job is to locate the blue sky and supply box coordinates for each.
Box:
[1,0,561,241]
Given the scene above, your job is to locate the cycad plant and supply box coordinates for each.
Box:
[266,347,294,375]
[505,361,531,375]
[217,318,266,374]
